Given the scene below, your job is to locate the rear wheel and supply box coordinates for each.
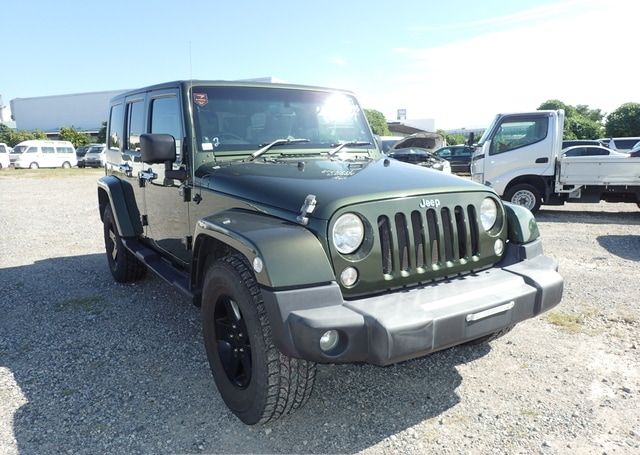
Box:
[202,254,316,425]
[29,162,39,169]
[504,183,541,213]
[62,161,71,169]
[102,206,146,282]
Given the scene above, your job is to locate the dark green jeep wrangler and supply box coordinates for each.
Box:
[97,80,563,424]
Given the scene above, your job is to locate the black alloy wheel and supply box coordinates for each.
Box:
[214,296,252,388]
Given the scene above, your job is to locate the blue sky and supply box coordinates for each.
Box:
[1,0,637,128]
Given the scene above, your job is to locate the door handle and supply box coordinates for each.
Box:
[535,157,549,163]
[138,169,157,187]
[118,163,132,176]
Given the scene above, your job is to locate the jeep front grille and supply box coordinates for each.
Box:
[377,205,480,276]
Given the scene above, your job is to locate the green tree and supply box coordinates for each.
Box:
[0,125,47,147]
[58,126,91,148]
[97,121,107,143]
[605,102,640,137]
[364,109,391,136]
[538,99,604,139]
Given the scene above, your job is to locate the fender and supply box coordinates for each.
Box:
[97,175,143,237]
[503,202,540,244]
[491,168,551,196]
[193,209,335,289]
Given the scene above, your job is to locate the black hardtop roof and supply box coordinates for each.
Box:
[110,80,355,103]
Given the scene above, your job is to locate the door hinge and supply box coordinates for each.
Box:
[180,186,192,202]
[141,215,148,226]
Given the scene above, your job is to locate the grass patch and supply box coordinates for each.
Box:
[545,311,586,333]
[0,167,103,179]
[57,295,105,314]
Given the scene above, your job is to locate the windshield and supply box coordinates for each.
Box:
[13,146,27,154]
[191,86,375,157]
[477,115,500,145]
[87,146,103,153]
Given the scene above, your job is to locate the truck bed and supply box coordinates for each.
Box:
[558,156,640,186]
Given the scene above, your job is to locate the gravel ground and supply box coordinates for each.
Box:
[0,169,639,455]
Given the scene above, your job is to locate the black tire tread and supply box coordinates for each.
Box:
[220,254,316,424]
[103,206,146,283]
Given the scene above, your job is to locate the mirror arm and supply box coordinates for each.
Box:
[164,160,187,181]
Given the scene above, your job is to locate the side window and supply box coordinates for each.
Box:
[438,148,452,158]
[564,147,584,157]
[489,117,548,155]
[150,96,182,159]
[0,145,5,153]
[56,147,72,154]
[108,104,124,151]
[126,101,145,151]
[26,147,38,153]
[42,147,55,154]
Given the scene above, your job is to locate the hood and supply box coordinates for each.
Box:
[391,132,444,151]
[197,157,488,220]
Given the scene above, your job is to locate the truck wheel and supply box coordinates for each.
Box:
[464,325,514,346]
[201,254,316,425]
[504,184,541,213]
[102,206,146,282]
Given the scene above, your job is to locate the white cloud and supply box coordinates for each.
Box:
[360,0,639,130]
[332,57,347,66]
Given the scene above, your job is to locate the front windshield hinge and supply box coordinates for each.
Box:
[296,194,317,226]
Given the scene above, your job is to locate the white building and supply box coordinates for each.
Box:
[10,89,128,135]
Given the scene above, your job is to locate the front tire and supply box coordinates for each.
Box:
[504,183,541,213]
[202,254,316,425]
[102,206,146,282]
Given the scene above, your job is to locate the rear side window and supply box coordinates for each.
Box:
[108,104,124,151]
[42,147,55,154]
[150,96,182,158]
[612,139,639,150]
[489,117,548,155]
[0,145,6,153]
[126,101,145,151]
[56,147,73,154]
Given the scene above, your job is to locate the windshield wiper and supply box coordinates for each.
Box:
[248,137,310,161]
[328,141,372,156]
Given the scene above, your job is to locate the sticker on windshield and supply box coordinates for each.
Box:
[202,142,213,151]
[193,93,208,106]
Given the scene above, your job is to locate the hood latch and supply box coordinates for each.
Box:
[296,194,317,226]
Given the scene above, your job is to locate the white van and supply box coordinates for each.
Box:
[12,140,77,169]
[0,143,11,169]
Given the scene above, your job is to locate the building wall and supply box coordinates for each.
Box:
[10,90,128,132]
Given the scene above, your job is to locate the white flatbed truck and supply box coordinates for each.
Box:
[470,110,640,212]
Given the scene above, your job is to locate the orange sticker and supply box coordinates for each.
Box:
[193,93,208,106]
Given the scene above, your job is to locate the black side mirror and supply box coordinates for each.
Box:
[141,134,176,164]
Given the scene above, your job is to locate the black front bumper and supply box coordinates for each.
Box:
[262,240,563,366]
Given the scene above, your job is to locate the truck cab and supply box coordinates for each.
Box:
[471,110,564,212]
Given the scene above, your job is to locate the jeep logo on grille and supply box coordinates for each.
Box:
[419,198,441,208]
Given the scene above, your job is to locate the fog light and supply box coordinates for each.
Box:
[319,330,339,352]
[494,239,504,256]
[252,257,263,273]
[340,267,358,287]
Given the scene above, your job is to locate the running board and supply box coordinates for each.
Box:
[121,238,193,299]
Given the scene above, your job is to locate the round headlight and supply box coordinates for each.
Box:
[332,213,364,254]
[480,198,498,231]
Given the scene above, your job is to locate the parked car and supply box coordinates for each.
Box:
[75,145,90,160]
[12,140,77,169]
[387,147,451,173]
[434,145,474,173]
[80,144,106,168]
[0,143,11,169]
[386,133,450,172]
[561,140,602,149]
[598,137,640,151]
[561,145,628,157]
